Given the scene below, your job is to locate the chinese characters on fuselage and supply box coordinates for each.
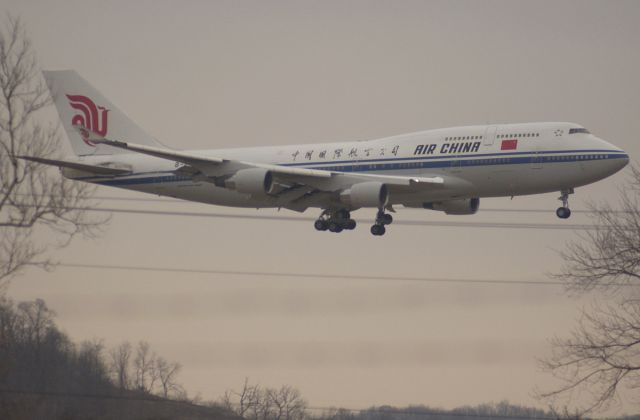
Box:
[290,145,401,161]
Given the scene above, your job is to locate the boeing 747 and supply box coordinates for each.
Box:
[23,71,629,236]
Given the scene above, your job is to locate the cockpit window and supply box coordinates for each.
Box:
[569,128,590,135]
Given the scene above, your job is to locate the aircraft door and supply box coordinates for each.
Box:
[483,125,497,146]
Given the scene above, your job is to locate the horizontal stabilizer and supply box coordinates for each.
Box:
[18,155,132,175]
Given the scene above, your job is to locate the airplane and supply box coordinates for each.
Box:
[23,70,629,236]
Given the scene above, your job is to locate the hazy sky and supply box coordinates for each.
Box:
[4,0,640,415]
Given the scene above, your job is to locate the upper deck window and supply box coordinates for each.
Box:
[569,128,590,135]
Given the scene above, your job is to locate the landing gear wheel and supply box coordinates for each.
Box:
[314,219,328,231]
[556,207,571,219]
[372,209,392,235]
[556,189,574,219]
[370,224,386,236]
[315,209,356,233]
[329,221,344,233]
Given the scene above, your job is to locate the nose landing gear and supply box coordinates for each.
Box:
[556,188,574,219]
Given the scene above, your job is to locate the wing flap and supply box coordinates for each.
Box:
[349,173,444,187]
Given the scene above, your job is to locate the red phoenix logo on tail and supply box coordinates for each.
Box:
[66,95,109,147]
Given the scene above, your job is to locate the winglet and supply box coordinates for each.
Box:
[73,124,108,144]
[73,124,138,149]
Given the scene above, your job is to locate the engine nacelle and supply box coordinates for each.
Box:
[423,198,480,215]
[225,168,274,195]
[340,182,388,209]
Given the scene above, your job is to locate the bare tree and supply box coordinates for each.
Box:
[133,341,158,393]
[223,380,307,420]
[540,166,640,414]
[221,377,262,418]
[76,339,110,393]
[266,385,306,420]
[0,15,105,290]
[108,341,132,391]
[154,356,183,398]
[16,298,55,347]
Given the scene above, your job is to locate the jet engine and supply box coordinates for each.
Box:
[224,168,274,195]
[423,198,480,215]
[340,182,388,209]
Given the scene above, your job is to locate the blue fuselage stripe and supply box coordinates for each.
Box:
[281,148,626,167]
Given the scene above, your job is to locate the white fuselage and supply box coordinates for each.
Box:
[66,122,628,210]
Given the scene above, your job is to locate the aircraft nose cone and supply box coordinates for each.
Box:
[596,136,629,174]
[607,150,629,175]
[618,153,630,170]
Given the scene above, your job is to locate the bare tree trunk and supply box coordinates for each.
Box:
[109,341,132,391]
[0,15,106,291]
[133,341,159,393]
[154,356,182,398]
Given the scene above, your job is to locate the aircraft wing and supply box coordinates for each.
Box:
[78,125,333,179]
[80,126,446,210]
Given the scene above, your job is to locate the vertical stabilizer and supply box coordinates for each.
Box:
[43,70,163,156]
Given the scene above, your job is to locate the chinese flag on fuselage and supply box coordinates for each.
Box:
[501,139,518,150]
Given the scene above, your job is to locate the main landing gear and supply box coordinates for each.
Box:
[314,208,394,236]
[556,188,574,219]
[314,209,356,233]
[370,209,393,236]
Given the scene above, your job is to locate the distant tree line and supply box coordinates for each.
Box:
[109,340,184,398]
[219,380,588,420]
[3,296,640,420]
[346,402,551,420]
[0,296,234,420]
[310,402,553,420]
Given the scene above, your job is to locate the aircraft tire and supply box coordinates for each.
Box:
[344,219,356,230]
[329,222,343,233]
[314,220,328,231]
[556,207,571,219]
[370,224,386,236]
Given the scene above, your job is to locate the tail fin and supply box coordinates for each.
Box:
[43,70,163,156]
